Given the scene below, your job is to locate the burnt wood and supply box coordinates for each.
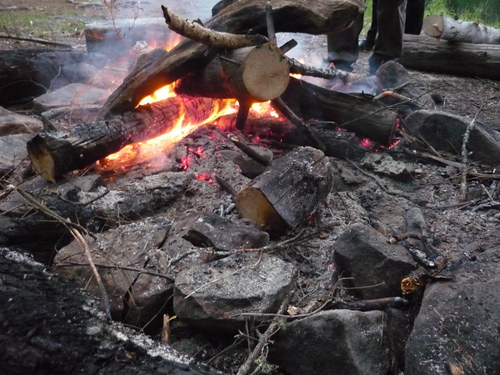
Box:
[281,77,399,145]
[27,96,231,182]
[235,146,333,236]
[101,0,365,116]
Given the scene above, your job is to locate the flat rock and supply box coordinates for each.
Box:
[174,252,297,332]
[33,83,109,114]
[0,134,32,175]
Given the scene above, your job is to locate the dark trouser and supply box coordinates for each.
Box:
[327,0,407,72]
[367,0,425,42]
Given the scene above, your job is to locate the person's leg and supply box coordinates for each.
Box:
[369,0,407,74]
[360,0,378,50]
[327,13,364,71]
[405,0,425,35]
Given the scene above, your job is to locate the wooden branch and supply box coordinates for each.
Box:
[161,5,268,48]
[0,34,73,48]
[423,15,500,44]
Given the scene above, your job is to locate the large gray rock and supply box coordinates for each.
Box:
[33,83,109,113]
[333,223,416,299]
[269,309,408,375]
[0,134,32,175]
[54,216,173,327]
[405,247,500,374]
[174,253,296,332]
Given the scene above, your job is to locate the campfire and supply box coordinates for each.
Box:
[2,1,500,374]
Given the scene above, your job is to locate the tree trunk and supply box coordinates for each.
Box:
[27,96,231,182]
[423,15,500,44]
[235,146,333,236]
[100,0,365,116]
[399,34,500,80]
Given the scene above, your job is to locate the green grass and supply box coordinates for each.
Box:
[362,0,500,34]
[0,12,84,39]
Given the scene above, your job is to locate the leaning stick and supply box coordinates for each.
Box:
[161,6,268,49]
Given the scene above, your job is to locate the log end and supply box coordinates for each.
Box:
[27,135,56,183]
[235,186,288,236]
[423,15,444,38]
[241,42,290,102]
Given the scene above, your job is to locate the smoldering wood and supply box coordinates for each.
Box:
[101,0,365,116]
[0,251,222,375]
[235,146,333,236]
[399,34,500,80]
[280,77,399,145]
[27,96,230,182]
[0,49,107,105]
[423,15,500,44]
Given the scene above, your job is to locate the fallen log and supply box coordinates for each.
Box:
[27,96,234,182]
[399,34,500,80]
[280,77,399,145]
[101,0,365,116]
[423,15,500,44]
[235,146,333,236]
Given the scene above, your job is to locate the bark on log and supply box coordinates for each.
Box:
[423,15,500,44]
[399,34,500,80]
[101,0,365,116]
[27,96,232,182]
[235,146,333,236]
[0,49,107,105]
[280,77,398,145]
[0,250,222,375]
[175,42,290,103]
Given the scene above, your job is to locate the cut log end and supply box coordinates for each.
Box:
[241,43,290,101]
[423,15,444,38]
[27,135,56,183]
[235,186,288,235]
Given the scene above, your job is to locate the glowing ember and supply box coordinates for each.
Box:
[360,138,373,148]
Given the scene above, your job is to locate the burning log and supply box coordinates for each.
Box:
[101,0,365,116]
[235,146,333,236]
[399,34,500,80]
[27,96,232,182]
[423,15,500,44]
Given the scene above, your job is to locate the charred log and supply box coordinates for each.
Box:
[280,77,399,145]
[27,96,230,182]
[235,146,333,236]
[101,0,365,116]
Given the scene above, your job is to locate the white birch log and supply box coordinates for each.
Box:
[423,15,500,44]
